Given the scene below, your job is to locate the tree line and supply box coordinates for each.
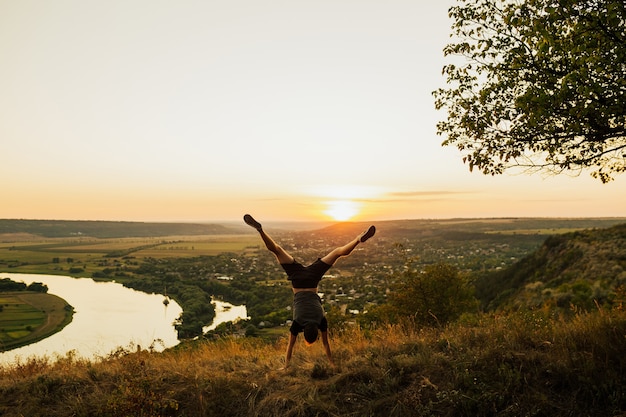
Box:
[0,277,48,293]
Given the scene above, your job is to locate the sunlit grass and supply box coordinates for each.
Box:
[2,308,625,416]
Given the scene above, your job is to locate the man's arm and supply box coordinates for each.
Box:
[321,330,334,367]
[284,333,297,368]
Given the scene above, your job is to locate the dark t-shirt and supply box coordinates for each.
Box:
[289,291,326,335]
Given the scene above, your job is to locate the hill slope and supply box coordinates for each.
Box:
[1,309,625,416]
[476,223,626,310]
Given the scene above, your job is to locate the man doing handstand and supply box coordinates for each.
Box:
[243,214,375,368]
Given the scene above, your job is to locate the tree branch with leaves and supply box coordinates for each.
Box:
[433,0,626,182]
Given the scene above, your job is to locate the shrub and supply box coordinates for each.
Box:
[384,260,478,327]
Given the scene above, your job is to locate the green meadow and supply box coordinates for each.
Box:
[0,293,46,339]
[0,292,73,351]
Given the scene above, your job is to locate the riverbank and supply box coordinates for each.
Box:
[0,273,184,364]
[0,292,73,352]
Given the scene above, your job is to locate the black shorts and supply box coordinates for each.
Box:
[281,258,332,288]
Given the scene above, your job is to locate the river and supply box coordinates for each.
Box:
[0,273,247,365]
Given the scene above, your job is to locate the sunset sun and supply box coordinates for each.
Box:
[324,200,360,221]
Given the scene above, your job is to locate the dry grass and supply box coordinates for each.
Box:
[1,308,626,416]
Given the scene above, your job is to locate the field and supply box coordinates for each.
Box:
[0,234,260,277]
[2,217,626,279]
[0,292,73,351]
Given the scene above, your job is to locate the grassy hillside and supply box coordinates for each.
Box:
[1,308,625,416]
[476,223,626,311]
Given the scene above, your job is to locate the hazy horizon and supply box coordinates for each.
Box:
[3,215,626,224]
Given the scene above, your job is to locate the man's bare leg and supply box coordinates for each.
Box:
[244,214,294,264]
[321,225,375,266]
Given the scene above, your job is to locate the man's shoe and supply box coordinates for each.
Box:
[243,214,262,231]
[360,225,376,242]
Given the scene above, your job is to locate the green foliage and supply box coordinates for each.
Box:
[434,0,626,182]
[476,223,626,311]
[383,259,478,327]
[0,277,27,292]
[325,304,351,335]
[0,278,48,294]
[121,253,294,338]
[25,282,48,293]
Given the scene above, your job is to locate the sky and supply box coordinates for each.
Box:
[1,0,624,224]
